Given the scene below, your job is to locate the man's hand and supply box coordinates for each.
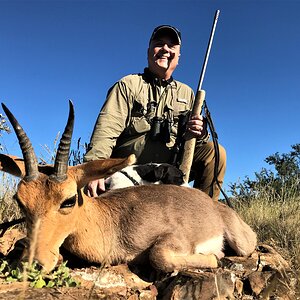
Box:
[185,115,208,139]
[86,178,106,197]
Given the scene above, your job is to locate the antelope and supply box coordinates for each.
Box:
[0,101,257,274]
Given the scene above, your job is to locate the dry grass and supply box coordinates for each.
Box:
[233,193,300,295]
[0,173,23,225]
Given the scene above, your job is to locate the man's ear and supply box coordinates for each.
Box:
[177,52,181,66]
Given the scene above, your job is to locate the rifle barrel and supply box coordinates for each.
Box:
[197,9,220,92]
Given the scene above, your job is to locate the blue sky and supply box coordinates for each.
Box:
[1,0,300,191]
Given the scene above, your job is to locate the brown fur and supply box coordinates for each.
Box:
[0,154,257,273]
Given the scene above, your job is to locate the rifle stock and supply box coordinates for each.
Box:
[179,89,206,183]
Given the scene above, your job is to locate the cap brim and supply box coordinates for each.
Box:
[150,26,181,45]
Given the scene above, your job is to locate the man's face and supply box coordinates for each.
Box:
[148,35,180,79]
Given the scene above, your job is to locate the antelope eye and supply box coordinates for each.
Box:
[60,195,77,209]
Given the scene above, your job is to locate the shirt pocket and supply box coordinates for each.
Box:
[173,98,191,116]
[127,99,151,134]
[129,117,151,134]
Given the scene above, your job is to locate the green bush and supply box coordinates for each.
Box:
[0,260,80,288]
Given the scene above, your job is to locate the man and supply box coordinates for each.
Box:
[84,25,226,201]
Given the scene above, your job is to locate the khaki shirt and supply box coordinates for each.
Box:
[84,70,196,164]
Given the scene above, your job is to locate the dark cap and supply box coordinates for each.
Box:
[149,25,181,46]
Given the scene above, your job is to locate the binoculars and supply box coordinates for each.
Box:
[150,116,171,143]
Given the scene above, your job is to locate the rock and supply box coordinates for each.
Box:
[0,229,25,257]
[72,264,154,299]
[73,264,152,290]
[68,244,295,299]
[157,244,295,299]
[157,269,236,300]
[235,278,244,296]
[0,238,296,300]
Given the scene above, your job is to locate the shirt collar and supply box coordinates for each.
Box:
[143,68,174,87]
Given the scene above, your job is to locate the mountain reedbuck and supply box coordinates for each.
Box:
[0,101,257,273]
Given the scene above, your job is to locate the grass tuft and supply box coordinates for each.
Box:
[233,191,300,295]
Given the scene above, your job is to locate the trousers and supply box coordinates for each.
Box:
[190,141,226,201]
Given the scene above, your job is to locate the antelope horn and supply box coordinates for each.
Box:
[1,103,39,181]
[51,100,74,182]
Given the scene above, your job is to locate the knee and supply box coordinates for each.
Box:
[196,141,227,165]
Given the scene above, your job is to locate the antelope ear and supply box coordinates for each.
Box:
[70,154,136,189]
[0,154,26,178]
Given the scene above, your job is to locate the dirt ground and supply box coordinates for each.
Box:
[0,228,298,300]
[0,228,157,299]
[0,285,130,300]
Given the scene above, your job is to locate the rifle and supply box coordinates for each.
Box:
[177,10,232,207]
[179,9,220,183]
